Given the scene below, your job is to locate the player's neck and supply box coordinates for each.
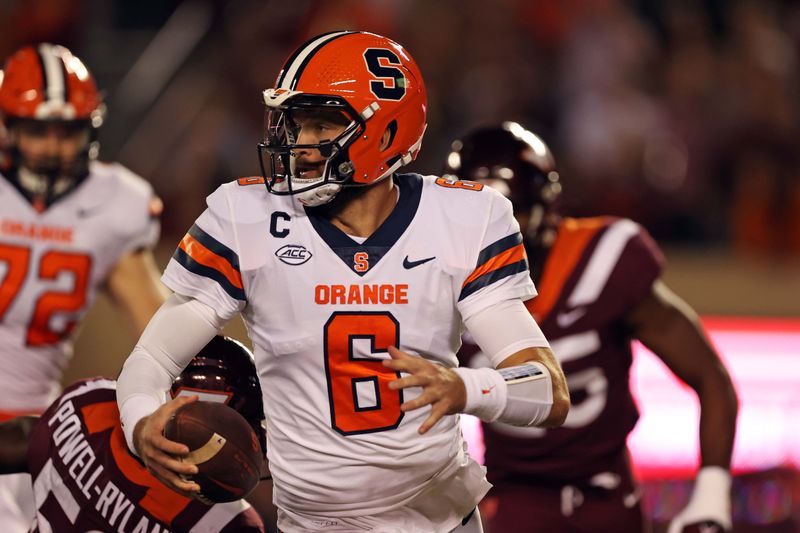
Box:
[329,177,398,238]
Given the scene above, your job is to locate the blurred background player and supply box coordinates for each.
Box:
[0,335,266,532]
[446,122,738,533]
[0,43,167,530]
[116,31,569,533]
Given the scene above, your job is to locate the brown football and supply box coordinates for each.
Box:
[164,401,262,503]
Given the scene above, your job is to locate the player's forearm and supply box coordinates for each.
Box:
[632,284,738,469]
[106,249,169,337]
[698,369,738,469]
[117,293,225,453]
[459,299,569,427]
[117,347,176,453]
[498,346,570,427]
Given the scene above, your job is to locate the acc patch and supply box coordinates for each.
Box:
[275,244,312,265]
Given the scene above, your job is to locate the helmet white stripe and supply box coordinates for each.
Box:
[38,43,66,105]
[277,31,354,90]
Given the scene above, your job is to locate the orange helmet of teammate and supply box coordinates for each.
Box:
[0,44,106,206]
[258,31,427,206]
[0,43,104,125]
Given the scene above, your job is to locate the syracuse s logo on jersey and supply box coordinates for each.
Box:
[275,244,312,265]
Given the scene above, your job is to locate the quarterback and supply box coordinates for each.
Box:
[116,31,569,532]
[0,44,167,530]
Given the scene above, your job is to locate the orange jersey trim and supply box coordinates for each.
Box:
[83,401,192,524]
[526,217,610,320]
[179,234,243,290]
[463,243,526,288]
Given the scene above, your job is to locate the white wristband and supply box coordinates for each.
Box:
[667,466,732,533]
[453,367,507,422]
[119,394,163,456]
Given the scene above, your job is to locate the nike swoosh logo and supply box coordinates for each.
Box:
[77,206,103,218]
[403,256,435,269]
[556,307,587,328]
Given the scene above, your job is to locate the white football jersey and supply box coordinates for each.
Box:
[163,173,536,519]
[0,162,159,411]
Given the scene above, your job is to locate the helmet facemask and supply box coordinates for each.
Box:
[5,117,97,209]
[0,44,105,209]
[258,93,366,206]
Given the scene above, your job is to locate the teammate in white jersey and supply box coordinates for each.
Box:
[0,44,167,531]
[116,31,570,533]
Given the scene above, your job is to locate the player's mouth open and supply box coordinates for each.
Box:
[295,162,324,181]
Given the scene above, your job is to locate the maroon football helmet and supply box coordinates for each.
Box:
[444,122,561,281]
[171,336,266,457]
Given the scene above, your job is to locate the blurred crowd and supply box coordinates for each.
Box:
[2,0,799,256]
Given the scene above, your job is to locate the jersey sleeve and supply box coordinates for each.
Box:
[114,164,161,256]
[162,185,246,321]
[456,189,537,321]
[603,221,665,313]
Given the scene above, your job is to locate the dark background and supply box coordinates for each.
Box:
[2,2,798,530]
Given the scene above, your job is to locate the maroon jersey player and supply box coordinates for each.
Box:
[447,123,738,533]
[0,336,266,532]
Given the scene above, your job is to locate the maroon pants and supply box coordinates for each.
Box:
[482,453,649,533]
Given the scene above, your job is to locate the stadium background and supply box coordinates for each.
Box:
[1,0,797,530]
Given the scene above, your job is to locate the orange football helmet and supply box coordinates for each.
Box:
[0,43,104,125]
[258,31,427,206]
[0,44,105,206]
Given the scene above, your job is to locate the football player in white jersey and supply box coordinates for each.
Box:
[0,44,167,531]
[116,31,569,533]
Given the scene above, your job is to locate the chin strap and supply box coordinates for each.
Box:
[667,466,733,533]
[297,183,342,206]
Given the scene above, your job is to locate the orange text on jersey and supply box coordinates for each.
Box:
[315,284,409,305]
[1,219,73,243]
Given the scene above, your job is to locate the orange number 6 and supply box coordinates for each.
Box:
[324,312,403,435]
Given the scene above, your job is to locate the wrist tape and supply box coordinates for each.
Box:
[454,362,553,426]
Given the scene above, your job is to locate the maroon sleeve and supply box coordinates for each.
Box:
[602,223,665,319]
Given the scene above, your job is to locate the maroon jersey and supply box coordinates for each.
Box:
[27,378,264,532]
[461,217,664,484]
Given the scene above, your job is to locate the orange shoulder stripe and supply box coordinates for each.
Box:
[462,243,527,288]
[526,217,610,320]
[179,233,243,289]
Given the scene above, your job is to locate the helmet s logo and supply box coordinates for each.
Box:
[354,251,370,272]
[364,48,406,101]
[276,244,312,265]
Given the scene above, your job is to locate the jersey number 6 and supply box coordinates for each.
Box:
[324,311,403,435]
